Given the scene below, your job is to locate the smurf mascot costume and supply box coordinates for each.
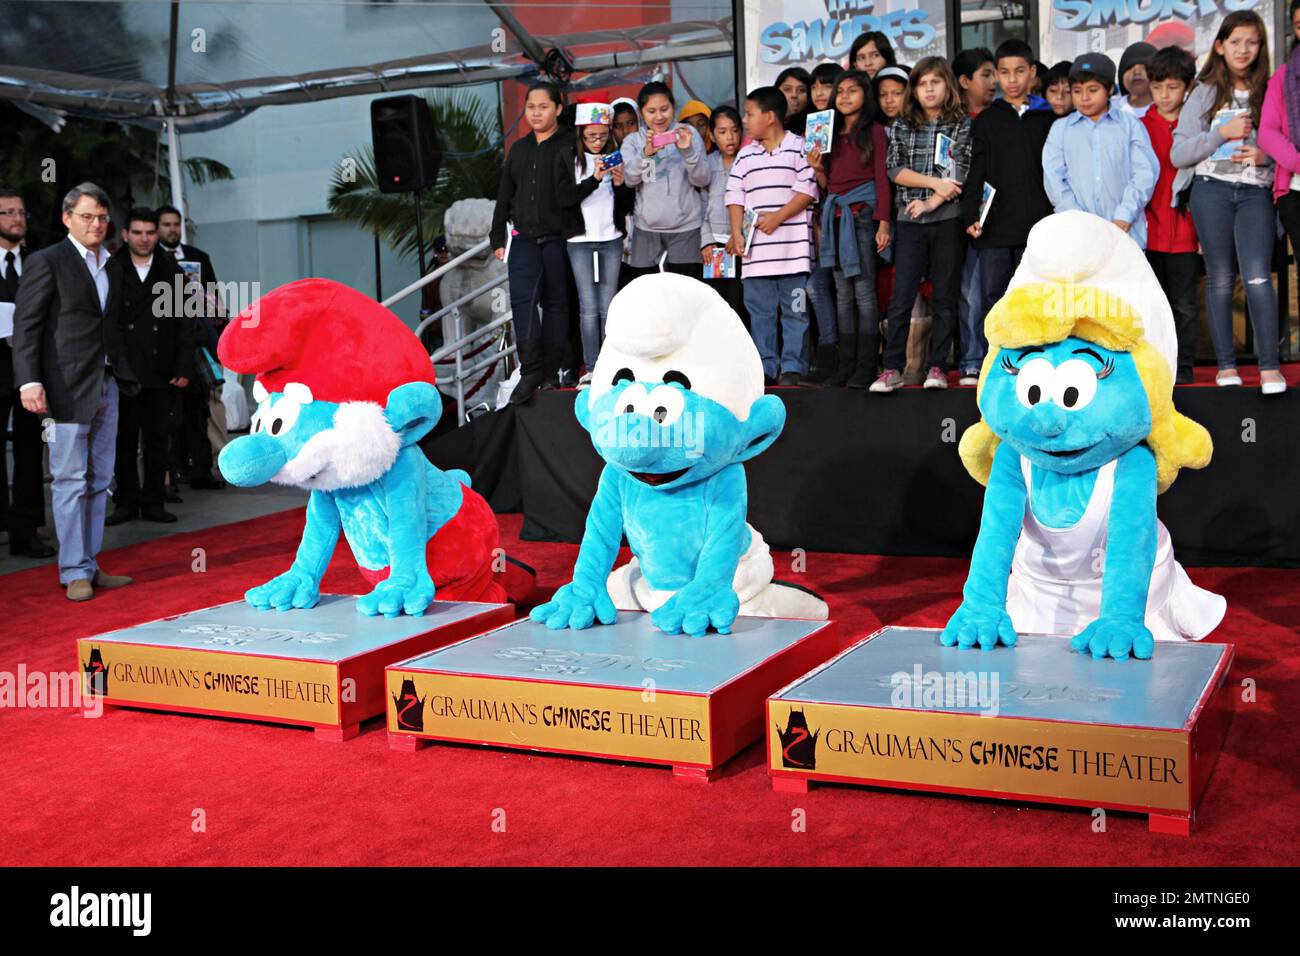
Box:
[946,211,1225,660]
[532,273,828,636]
[217,278,533,616]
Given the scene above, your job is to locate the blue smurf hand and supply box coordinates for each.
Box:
[1070,617,1154,661]
[530,579,618,630]
[940,601,1019,650]
[357,573,435,618]
[246,566,321,612]
[651,585,740,637]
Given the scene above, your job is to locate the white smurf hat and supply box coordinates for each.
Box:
[590,273,764,422]
[996,210,1178,375]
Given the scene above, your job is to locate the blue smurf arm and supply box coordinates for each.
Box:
[530,466,625,629]
[246,490,341,611]
[357,447,436,618]
[425,461,467,531]
[941,440,1025,649]
[1071,444,1158,661]
[651,464,746,637]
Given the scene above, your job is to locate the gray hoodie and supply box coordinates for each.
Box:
[621,125,712,233]
[1169,82,1272,203]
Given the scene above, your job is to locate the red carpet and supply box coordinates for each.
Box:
[2,509,1298,866]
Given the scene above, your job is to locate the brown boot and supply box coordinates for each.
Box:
[66,579,94,602]
[93,570,133,589]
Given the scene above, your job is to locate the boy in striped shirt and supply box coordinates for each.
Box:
[726,87,818,384]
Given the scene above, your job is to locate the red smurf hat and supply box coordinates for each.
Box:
[218,278,436,407]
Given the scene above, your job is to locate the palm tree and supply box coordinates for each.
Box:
[328,90,505,264]
[0,101,233,248]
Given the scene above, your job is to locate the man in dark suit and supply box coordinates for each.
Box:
[13,182,138,601]
[107,207,191,526]
[157,204,225,490]
[0,187,55,559]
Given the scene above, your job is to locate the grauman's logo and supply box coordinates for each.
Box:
[83,646,108,696]
[776,708,818,769]
[392,676,425,732]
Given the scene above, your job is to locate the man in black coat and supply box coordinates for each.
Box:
[0,187,55,559]
[156,204,225,489]
[107,207,192,525]
[12,182,138,601]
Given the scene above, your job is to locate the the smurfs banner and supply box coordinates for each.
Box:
[741,0,949,91]
[1038,0,1278,70]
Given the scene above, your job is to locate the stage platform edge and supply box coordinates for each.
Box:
[766,626,1236,836]
[77,595,516,740]
[385,612,850,779]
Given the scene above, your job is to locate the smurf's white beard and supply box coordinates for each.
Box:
[271,401,401,491]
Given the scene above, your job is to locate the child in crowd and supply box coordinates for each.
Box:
[1042,54,1157,248]
[870,56,972,394]
[954,47,997,116]
[558,100,635,386]
[809,69,892,387]
[850,30,896,79]
[961,39,1055,384]
[776,67,813,134]
[1170,10,1285,394]
[872,64,911,373]
[1116,42,1156,118]
[726,86,819,384]
[490,80,577,405]
[805,62,845,382]
[611,98,639,145]
[874,65,909,127]
[700,105,747,320]
[1042,61,1074,116]
[1141,46,1200,385]
[1260,0,1300,387]
[620,81,712,278]
[678,100,714,151]
[1031,60,1049,98]
[952,46,996,386]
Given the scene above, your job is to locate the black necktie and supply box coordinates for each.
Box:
[1,251,16,302]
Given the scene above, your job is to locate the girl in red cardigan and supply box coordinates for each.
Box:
[808,70,893,387]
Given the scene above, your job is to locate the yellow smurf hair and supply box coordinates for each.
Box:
[961,282,1212,494]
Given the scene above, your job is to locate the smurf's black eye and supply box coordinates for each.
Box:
[624,404,635,414]
[1027,385,1042,405]
[613,368,635,385]
[271,418,284,435]
[1062,386,1079,408]
[653,406,667,423]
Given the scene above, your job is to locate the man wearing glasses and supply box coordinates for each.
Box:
[0,188,55,559]
[12,182,138,601]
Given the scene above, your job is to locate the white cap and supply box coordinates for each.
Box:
[1006,210,1178,375]
[590,273,764,421]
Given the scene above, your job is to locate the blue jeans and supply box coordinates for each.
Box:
[506,234,570,350]
[744,273,810,377]
[50,374,118,584]
[566,238,623,370]
[957,246,984,373]
[831,209,880,337]
[973,245,1024,366]
[1188,176,1280,371]
[806,265,838,346]
[882,218,964,373]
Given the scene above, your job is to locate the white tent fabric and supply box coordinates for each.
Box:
[0,1,734,129]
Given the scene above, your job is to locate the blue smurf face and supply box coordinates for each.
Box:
[980,337,1150,474]
[220,387,338,487]
[576,372,784,491]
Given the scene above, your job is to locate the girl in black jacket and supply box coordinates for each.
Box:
[489,80,579,405]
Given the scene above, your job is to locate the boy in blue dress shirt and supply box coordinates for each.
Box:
[1042,54,1158,247]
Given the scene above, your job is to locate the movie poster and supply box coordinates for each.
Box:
[741,0,950,91]
[1038,0,1280,71]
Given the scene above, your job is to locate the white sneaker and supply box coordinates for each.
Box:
[958,373,978,386]
[923,366,949,390]
[1261,370,1287,395]
[577,372,593,389]
[1216,369,1242,387]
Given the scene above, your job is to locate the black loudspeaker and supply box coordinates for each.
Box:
[370,94,441,194]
